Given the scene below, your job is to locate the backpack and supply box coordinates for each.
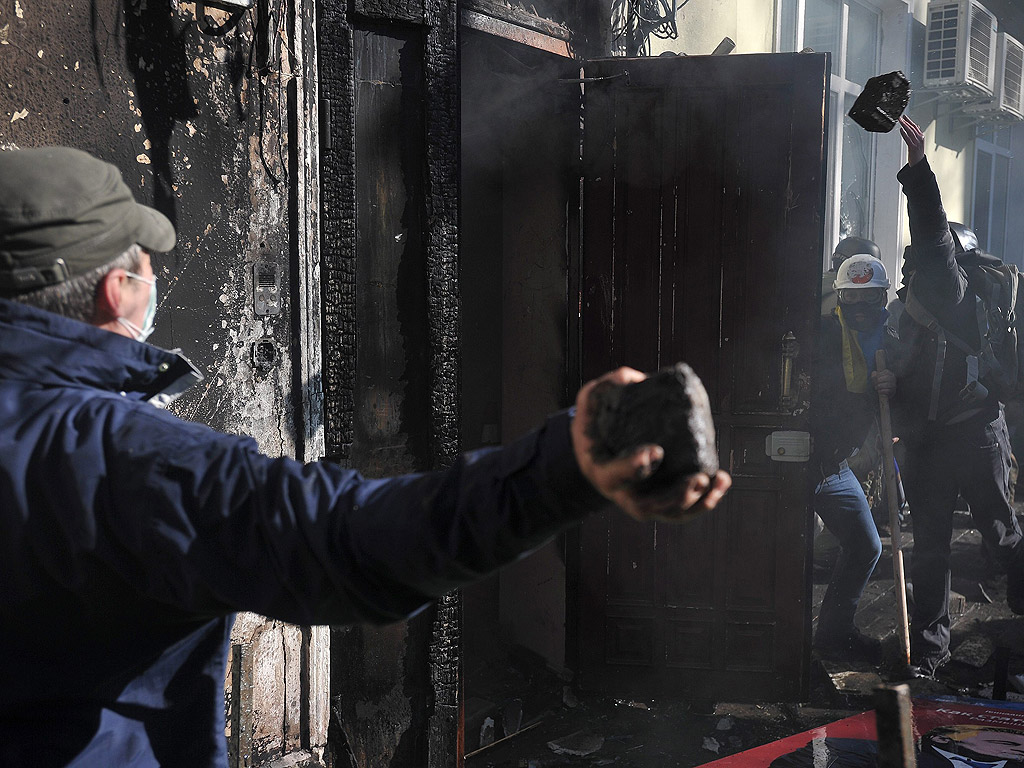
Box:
[903,262,1024,407]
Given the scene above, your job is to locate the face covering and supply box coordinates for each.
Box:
[838,300,882,332]
[118,271,156,342]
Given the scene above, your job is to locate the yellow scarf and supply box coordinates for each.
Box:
[837,306,868,393]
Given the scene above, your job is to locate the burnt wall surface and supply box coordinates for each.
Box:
[317,0,461,758]
[1,0,297,454]
[0,0,327,764]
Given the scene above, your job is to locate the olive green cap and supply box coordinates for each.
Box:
[0,146,176,297]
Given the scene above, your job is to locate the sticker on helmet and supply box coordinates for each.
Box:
[848,263,875,284]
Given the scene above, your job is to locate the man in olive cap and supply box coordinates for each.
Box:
[0,146,731,767]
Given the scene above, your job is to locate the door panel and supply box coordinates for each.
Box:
[577,53,829,702]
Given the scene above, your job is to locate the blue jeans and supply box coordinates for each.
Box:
[814,466,882,637]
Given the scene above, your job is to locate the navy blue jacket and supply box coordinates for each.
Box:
[0,299,605,767]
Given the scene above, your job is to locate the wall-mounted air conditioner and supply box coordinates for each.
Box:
[923,0,998,99]
[964,32,1024,121]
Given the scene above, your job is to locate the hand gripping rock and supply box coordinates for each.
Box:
[586,363,718,499]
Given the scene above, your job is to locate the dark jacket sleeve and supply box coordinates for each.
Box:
[897,158,968,313]
[107,404,607,625]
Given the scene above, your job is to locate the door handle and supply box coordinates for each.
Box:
[779,331,800,413]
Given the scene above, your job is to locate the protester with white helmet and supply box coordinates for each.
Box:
[809,251,898,662]
[821,237,883,315]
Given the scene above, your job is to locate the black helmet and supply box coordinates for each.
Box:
[832,236,881,272]
[948,222,979,254]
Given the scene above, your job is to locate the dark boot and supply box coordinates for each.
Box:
[904,650,951,680]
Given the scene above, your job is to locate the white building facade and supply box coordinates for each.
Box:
[652,0,1024,287]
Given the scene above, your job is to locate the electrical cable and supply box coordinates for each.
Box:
[610,0,692,56]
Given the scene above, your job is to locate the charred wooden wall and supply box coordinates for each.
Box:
[0,0,327,764]
[316,0,461,761]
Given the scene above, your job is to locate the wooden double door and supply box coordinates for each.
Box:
[575,53,829,702]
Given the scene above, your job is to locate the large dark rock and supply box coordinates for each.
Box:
[586,362,718,499]
[848,71,911,133]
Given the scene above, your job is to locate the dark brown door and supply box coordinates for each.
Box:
[576,53,829,702]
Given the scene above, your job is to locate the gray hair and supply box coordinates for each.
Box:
[13,244,143,323]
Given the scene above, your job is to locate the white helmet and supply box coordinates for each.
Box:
[833,254,890,291]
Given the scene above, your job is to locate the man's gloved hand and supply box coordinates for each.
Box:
[570,367,732,523]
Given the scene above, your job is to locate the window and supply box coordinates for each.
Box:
[973,126,1013,259]
[778,0,883,265]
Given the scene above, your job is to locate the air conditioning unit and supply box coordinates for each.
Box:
[923,0,998,99]
[964,32,1024,121]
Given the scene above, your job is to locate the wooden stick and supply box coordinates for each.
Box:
[463,721,542,759]
[873,683,917,768]
[876,350,911,667]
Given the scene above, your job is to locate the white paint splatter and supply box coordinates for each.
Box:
[15,1,24,19]
[36,50,43,59]
[134,123,142,132]
[143,139,151,150]
[136,154,151,164]
[0,24,9,45]
[74,61,80,71]
[11,109,28,122]
[186,121,197,137]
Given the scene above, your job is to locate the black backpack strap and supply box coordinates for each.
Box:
[903,285,980,357]
[903,286,982,421]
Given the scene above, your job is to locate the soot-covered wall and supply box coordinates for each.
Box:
[0,1,328,763]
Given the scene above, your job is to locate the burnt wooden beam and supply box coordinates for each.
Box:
[317,0,462,760]
[462,0,571,41]
[461,9,573,58]
[424,0,462,470]
[423,0,463,760]
[317,6,357,463]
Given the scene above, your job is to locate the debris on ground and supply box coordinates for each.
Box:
[562,686,579,709]
[547,730,604,756]
[462,507,1024,767]
[480,717,495,748]
[951,633,995,668]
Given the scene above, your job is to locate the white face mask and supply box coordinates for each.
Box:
[117,271,156,342]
